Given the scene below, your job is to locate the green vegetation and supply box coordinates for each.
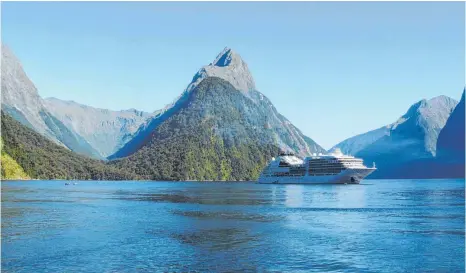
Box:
[112,120,277,181]
[1,111,138,180]
[112,77,280,181]
[1,138,30,180]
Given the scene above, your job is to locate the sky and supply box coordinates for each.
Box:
[2,2,465,149]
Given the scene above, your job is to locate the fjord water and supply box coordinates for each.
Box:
[2,180,464,272]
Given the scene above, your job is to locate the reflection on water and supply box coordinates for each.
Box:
[171,209,285,222]
[1,179,465,272]
[285,185,304,207]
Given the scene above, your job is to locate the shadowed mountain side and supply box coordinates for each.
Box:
[356,96,457,178]
[334,95,458,179]
[436,90,465,161]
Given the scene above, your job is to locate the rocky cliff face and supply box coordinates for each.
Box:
[1,45,101,158]
[1,45,48,137]
[185,47,256,95]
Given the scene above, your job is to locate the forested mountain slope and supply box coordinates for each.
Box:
[1,111,138,180]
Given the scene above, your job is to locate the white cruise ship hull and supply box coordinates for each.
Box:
[258,168,376,184]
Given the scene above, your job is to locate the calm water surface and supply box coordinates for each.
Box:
[2,179,464,272]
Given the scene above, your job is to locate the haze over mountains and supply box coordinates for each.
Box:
[332,94,464,178]
[332,96,458,156]
[1,44,464,180]
[44,98,151,158]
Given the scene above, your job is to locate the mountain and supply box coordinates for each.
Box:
[109,47,326,180]
[436,90,465,161]
[1,45,101,159]
[332,95,458,158]
[111,77,281,180]
[1,111,138,180]
[354,95,458,178]
[402,89,466,179]
[44,98,151,157]
[110,47,325,160]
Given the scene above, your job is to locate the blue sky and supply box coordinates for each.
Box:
[2,2,464,149]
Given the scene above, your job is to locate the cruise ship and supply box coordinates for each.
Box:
[258,148,376,184]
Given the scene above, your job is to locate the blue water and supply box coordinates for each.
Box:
[1,179,464,272]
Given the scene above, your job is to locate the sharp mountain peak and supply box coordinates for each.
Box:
[211,47,240,67]
[185,47,256,94]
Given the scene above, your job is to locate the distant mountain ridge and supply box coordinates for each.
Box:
[110,47,325,159]
[330,126,390,156]
[333,95,459,178]
[44,98,152,157]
